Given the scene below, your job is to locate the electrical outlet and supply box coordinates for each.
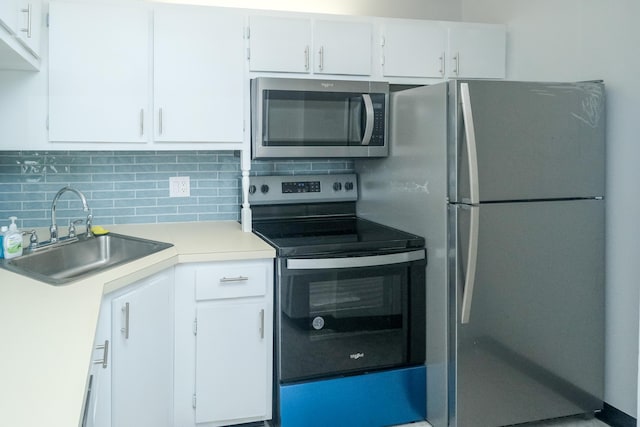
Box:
[170,176,190,198]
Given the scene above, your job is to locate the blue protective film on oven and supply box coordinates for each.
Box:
[279,365,426,427]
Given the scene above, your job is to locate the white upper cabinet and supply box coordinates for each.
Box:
[313,20,372,76]
[248,14,373,76]
[0,0,40,70]
[48,1,150,143]
[0,1,20,35]
[381,19,447,79]
[447,22,506,79]
[154,5,245,143]
[248,15,312,73]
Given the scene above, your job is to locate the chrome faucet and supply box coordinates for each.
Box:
[50,186,93,243]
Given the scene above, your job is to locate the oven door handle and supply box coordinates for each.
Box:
[286,249,425,270]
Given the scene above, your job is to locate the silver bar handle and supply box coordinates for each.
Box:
[93,340,109,369]
[460,206,479,324]
[453,52,460,76]
[304,46,309,71]
[439,52,445,76]
[121,303,130,339]
[159,108,163,135]
[460,83,480,204]
[318,46,324,71]
[361,94,375,146]
[220,276,249,283]
[259,309,265,339]
[287,249,425,270]
[21,4,32,38]
[139,109,144,136]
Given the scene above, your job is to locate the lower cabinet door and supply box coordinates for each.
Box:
[111,269,174,427]
[195,301,268,424]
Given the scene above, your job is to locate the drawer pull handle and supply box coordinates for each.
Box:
[220,276,249,283]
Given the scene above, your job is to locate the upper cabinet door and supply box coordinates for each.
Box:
[381,19,447,79]
[447,23,506,79]
[48,1,150,143]
[248,15,312,73]
[313,20,371,76]
[154,5,244,143]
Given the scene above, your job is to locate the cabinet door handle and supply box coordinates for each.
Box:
[453,52,460,76]
[439,52,445,76]
[20,4,32,39]
[139,109,144,136]
[304,45,309,71]
[259,309,265,339]
[220,276,249,283]
[318,46,324,71]
[121,302,130,339]
[93,340,109,369]
[158,108,163,135]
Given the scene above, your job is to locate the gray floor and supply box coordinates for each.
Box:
[524,415,609,426]
[396,415,609,427]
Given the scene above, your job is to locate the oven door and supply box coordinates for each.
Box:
[276,249,426,383]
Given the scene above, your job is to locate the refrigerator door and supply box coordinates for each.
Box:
[449,199,605,427]
[449,80,605,203]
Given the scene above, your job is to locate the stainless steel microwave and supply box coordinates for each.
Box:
[251,77,389,159]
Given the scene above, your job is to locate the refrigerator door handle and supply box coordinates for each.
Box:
[460,205,479,324]
[460,83,480,205]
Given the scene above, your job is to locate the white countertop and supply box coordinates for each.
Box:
[0,221,275,427]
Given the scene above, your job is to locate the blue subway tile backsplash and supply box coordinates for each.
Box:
[0,151,354,228]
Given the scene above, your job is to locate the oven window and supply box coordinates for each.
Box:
[278,263,409,383]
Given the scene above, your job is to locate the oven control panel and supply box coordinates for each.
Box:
[249,174,358,205]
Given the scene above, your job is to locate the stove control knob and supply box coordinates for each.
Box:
[333,182,342,191]
[345,181,354,191]
[260,184,270,194]
[248,185,257,195]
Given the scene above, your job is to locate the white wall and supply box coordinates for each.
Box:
[155,0,461,20]
[461,0,640,418]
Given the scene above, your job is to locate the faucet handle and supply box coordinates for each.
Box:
[22,229,39,249]
[85,212,94,238]
[68,219,84,238]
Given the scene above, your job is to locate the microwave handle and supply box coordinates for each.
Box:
[361,94,375,146]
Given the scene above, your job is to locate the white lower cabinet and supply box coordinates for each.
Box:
[83,267,175,427]
[175,259,274,427]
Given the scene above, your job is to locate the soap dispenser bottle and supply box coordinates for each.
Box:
[3,216,23,259]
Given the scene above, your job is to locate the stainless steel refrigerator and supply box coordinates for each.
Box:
[355,80,605,427]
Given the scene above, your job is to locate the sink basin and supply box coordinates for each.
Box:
[0,233,173,285]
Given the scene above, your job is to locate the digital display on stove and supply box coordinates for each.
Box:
[282,181,321,193]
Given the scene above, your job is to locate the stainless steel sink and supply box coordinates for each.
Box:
[0,233,173,285]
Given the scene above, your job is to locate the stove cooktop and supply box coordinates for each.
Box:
[252,216,424,257]
[248,174,424,257]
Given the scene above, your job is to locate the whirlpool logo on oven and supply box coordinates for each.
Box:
[350,352,365,360]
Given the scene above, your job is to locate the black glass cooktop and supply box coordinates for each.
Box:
[252,216,424,257]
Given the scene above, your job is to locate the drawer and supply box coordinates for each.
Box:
[195,261,268,301]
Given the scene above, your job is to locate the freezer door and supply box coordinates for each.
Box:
[449,80,605,203]
[449,199,604,427]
